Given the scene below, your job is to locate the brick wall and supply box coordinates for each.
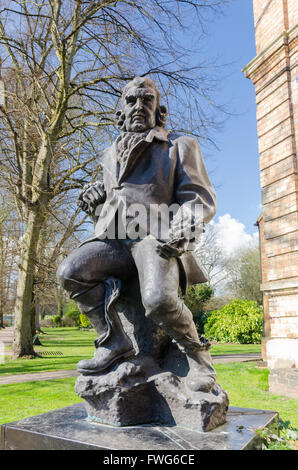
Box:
[252,0,288,54]
[243,1,298,396]
[269,368,298,398]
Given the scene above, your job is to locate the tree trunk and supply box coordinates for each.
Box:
[35,297,41,330]
[41,304,46,320]
[54,283,64,317]
[12,208,45,357]
[0,223,4,328]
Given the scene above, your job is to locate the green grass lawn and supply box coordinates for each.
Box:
[1,327,261,376]
[210,343,261,355]
[215,362,298,428]
[0,378,81,425]
[0,362,297,431]
[1,327,97,375]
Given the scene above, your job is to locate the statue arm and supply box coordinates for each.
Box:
[174,135,216,225]
[77,180,106,223]
[157,136,216,260]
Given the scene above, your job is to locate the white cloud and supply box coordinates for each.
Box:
[209,213,258,256]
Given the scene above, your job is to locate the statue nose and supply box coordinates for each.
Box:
[136,98,143,109]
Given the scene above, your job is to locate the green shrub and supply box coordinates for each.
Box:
[53,315,62,327]
[195,311,211,336]
[256,419,298,450]
[79,313,91,328]
[204,299,263,344]
[64,301,81,327]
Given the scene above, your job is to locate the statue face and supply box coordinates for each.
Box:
[123,85,158,132]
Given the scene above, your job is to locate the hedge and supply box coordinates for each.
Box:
[204,299,263,344]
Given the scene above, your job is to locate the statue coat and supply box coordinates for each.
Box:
[85,126,216,293]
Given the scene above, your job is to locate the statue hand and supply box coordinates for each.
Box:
[169,206,203,248]
[156,237,188,260]
[77,181,106,216]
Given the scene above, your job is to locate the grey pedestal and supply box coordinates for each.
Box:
[0,403,278,450]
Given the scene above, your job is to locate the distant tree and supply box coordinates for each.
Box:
[184,284,214,318]
[227,244,262,305]
[204,293,235,312]
[184,283,214,334]
[195,223,231,290]
[195,222,262,306]
[0,193,21,327]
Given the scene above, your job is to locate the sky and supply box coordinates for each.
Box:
[193,0,261,251]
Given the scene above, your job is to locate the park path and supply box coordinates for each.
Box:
[0,369,78,385]
[0,327,262,385]
[212,353,262,364]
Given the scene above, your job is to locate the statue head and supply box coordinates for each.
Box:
[116,76,167,132]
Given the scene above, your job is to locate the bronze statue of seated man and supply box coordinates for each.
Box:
[57,76,217,393]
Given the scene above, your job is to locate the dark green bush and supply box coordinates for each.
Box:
[204,299,263,344]
[53,315,62,327]
[183,284,213,334]
[195,311,211,336]
[64,301,81,327]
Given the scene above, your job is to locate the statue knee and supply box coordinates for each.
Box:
[142,290,178,322]
[56,257,78,292]
[56,260,67,286]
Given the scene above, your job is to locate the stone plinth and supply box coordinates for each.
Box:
[0,403,279,451]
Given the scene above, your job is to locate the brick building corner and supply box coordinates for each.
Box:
[243,0,298,398]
